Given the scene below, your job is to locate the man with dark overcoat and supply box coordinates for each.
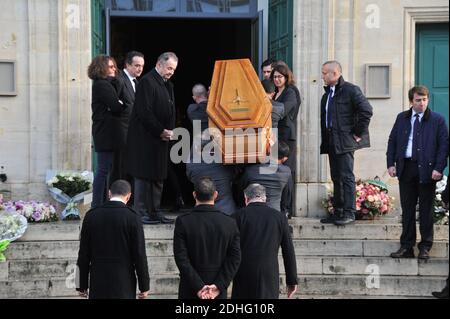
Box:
[127,52,178,224]
[76,180,150,299]
[173,177,241,299]
[231,184,297,299]
[110,51,145,184]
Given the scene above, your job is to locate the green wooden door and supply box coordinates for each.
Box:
[268,0,293,68]
[91,0,106,57]
[91,0,106,172]
[416,23,449,122]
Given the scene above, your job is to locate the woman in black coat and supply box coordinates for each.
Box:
[88,55,126,207]
[271,63,301,217]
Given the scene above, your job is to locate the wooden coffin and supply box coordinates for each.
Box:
[207,59,272,164]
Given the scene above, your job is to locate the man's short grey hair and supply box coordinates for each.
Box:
[244,184,267,201]
[323,60,342,73]
[192,84,207,97]
[157,52,178,64]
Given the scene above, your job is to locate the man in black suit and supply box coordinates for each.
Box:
[387,86,448,260]
[187,83,209,134]
[127,52,178,224]
[232,183,297,299]
[241,141,291,212]
[76,180,150,299]
[173,177,241,299]
[319,60,373,226]
[261,58,275,80]
[111,51,145,196]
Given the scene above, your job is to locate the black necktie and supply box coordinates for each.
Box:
[132,79,138,92]
[411,114,420,161]
[327,90,334,128]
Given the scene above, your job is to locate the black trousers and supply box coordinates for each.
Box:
[399,160,435,250]
[134,178,163,219]
[326,134,356,217]
[110,148,134,206]
[281,140,296,215]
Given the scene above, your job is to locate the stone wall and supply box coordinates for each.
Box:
[292,0,449,217]
[0,0,92,201]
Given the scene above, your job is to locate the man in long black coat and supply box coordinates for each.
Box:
[231,184,298,299]
[76,180,150,299]
[111,51,145,184]
[127,52,178,224]
[174,177,241,299]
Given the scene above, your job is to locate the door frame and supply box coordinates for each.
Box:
[403,7,448,110]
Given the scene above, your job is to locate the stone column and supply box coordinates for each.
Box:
[293,0,332,217]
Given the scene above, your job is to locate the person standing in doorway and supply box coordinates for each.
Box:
[76,180,150,299]
[261,58,275,80]
[127,52,178,224]
[319,60,373,226]
[387,86,448,260]
[110,51,145,185]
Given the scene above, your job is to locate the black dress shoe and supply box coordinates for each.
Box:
[334,215,355,226]
[159,216,175,224]
[141,216,161,225]
[151,212,175,224]
[320,214,339,224]
[418,249,430,260]
[390,247,415,258]
[432,287,449,299]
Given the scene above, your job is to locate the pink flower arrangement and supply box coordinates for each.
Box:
[323,179,394,220]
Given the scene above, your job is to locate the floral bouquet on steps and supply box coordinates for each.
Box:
[0,196,28,262]
[323,177,395,220]
[46,170,93,220]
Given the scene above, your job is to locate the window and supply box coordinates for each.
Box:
[0,60,17,96]
[365,64,391,98]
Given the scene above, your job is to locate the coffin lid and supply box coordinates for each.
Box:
[206,59,272,130]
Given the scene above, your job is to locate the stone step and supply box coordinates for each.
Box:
[0,275,179,298]
[1,274,446,298]
[6,238,448,261]
[17,220,449,242]
[3,255,447,281]
[289,275,448,297]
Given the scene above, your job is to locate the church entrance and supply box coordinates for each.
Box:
[110,17,254,208]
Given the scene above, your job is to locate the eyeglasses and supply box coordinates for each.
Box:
[273,75,285,79]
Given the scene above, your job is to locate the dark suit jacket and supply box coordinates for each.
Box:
[386,108,449,183]
[173,205,241,299]
[76,201,149,299]
[232,202,297,299]
[241,163,291,212]
[117,70,136,141]
[275,85,301,141]
[187,101,209,133]
[186,161,237,215]
[320,76,373,155]
[91,78,126,152]
[127,68,176,180]
[271,100,284,129]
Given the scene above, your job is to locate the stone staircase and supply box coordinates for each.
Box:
[0,218,448,299]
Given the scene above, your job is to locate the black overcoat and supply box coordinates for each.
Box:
[173,205,241,299]
[76,201,150,299]
[231,202,298,299]
[127,68,176,180]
